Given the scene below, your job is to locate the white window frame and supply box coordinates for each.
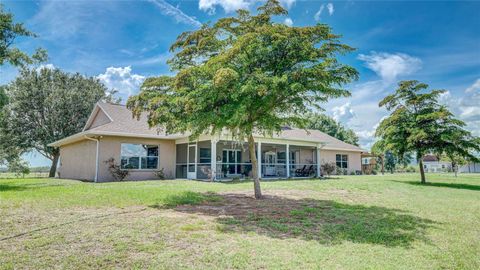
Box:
[120,143,159,170]
[336,154,349,169]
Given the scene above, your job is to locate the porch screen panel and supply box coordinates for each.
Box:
[176,143,188,178]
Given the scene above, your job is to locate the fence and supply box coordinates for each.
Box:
[0,172,49,179]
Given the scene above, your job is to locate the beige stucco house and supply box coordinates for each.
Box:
[49,102,365,182]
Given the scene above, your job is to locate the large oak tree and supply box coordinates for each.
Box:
[375,80,479,183]
[1,5,47,166]
[1,68,111,177]
[127,0,358,198]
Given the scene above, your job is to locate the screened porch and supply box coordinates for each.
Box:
[175,140,320,180]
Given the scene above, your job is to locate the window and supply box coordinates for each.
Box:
[290,151,297,164]
[336,154,348,168]
[277,152,286,164]
[222,149,242,174]
[199,148,211,164]
[121,144,158,169]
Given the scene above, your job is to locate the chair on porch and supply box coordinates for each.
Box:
[295,165,307,177]
[305,165,315,177]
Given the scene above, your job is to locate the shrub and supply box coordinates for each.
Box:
[104,158,129,181]
[405,165,417,173]
[155,168,166,179]
[336,166,347,175]
[321,162,336,176]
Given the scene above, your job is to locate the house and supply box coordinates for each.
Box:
[422,155,452,173]
[459,162,480,173]
[49,102,365,182]
[361,153,377,174]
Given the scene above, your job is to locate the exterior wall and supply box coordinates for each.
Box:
[423,161,452,173]
[58,135,364,181]
[97,136,176,182]
[320,149,362,174]
[87,109,110,130]
[298,148,316,164]
[215,141,251,163]
[59,139,96,181]
[459,162,480,173]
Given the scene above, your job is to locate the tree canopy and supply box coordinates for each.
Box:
[0,67,112,176]
[0,4,47,67]
[127,0,358,198]
[305,113,359,146]
[375,80,480,183]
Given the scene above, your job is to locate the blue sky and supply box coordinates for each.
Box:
[1,0,479,167]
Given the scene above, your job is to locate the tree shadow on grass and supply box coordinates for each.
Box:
[0,182,67,192]
[0,184,27,192]
[393,180,480,191]
[152,192,436,248]
[216,177,342,185]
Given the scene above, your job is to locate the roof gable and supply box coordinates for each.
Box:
[83,103,113,131]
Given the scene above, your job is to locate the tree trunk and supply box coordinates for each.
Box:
[248,134,262,199]
[381,155,385,175]
[49,152,60,178]
[419,159,426,184]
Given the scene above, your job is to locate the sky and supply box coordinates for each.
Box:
[1,0,479,167]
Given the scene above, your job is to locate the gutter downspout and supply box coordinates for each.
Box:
[85,136,99,183]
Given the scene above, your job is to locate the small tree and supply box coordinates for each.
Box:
[104,158,129,181]
[384,151,396,174]
[441,153,468,177]
[371,141,385,175]
[375,80,480,183]
[127,0,358,199]
[8,158,30,178]
[1,68,111,177]
[321,162,336,177]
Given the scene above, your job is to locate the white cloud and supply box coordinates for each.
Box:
[354,116,386,149]
[326,3,334,15]
[199,0,249,14]
[280,0,296,9]
[97,66,146,97]
[459,79,480,135]
[436,79,480,136]
[314,3,334,21]
[284,18,293,26]
[357,52,422,83]
[314,5,324,21]
[332,102,355,123]
[31,1,98,39]
[148,0,202,27]
[32,0,200,41]
[466,78,480,93]
[199,0,296,14]
[35,63,55,72]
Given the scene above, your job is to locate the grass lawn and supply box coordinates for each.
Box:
[1,174,479,269]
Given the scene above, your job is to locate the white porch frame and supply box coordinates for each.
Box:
[175,135,329,180]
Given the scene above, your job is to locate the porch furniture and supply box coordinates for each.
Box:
[295,165,307,177]
[305,165,315,177]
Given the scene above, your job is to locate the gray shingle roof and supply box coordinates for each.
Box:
[87,102,175,137]
[86,102,364,152]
